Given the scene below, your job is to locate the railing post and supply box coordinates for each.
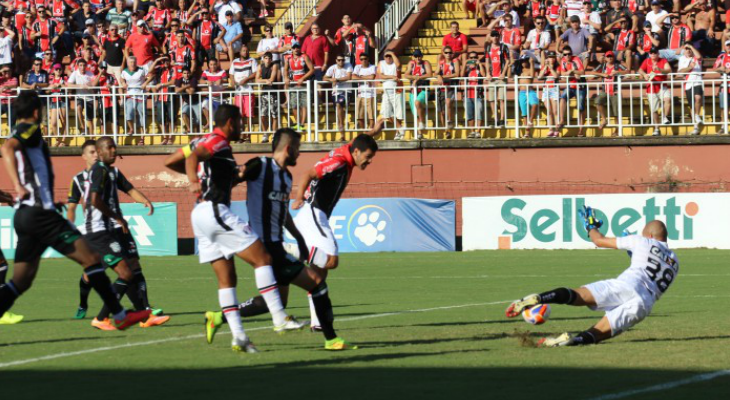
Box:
[208,85,214,133]
[724,74,728,135]
[617,76,623,137]
[394,1,400,40]
[513,78,519,139]
[310,80,317,142]
[112,86,118,143]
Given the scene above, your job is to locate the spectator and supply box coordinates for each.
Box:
[403,49,432,134]
[150,56,177,144]
[578,2,602,59]
[352,25,375,67]
[486,0,520,27]
[96,61,118,135]
[677,44,704,134]
[71,46,99,74]
[72,2,98,36]
[254,52,280,141]
[40,49,55,73]
[563,0,585,20]
[685,0,717,56]
[324,53,352,141]
[21,58,49,92]
[487,14,520,60]
[558,16,591,64]
[523,15,551,67]
[442,21,469,62]
[278,21,300,60]
[217,10,243,63]
[257,25,281,63]
[67,58,100,135]
[282,42,313,132]
[658,13,691,62]
[164,18,193,52]
[0,27,15,69]
[611,19,636,71]
[462,0,479,19]
[557,46,587,136]
[462,51,487,139]
[145,0,172,39]
[592,51,627,136]
[539,51,561,137]
[106,0,132,35]
[126,20,162,70]
[713,40,730,134]
[484,30,511,128]
[18,17,35,66]
[525,0,546,34]
[638,47,671,136]
[546,0,563,43]
[436,45,460,135]
[200,57,228,126]
[32,7,59,55]
[301,23,330,90]
[256,0,270,19]
[333,14,357,60]
[175,67,201,134]
[351,53,376,131]
[120,55,150,143]
[100,24,125,81]
[645,1,669,33]
[177,0,199,24]
[514,55,538,138]
[604,0,635,38]
[229,43,257,140]
[171,29,196,76]
[375,50,406,139]
[76,32,101,60]
[189,8,223,68]
[47,64,67,144]
[214,0,242,22]
[636,21,661,69]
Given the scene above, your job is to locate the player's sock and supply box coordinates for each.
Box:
[124,279,146,311]
[239,296,269,318]
[96,278,131,320]
[132,269,151,309]
[0,261,8,283]
[307,247,329,269]
[85,264,125,319]
[0,281,21,316]
[566,331,597,346]
[219,287,248,341]
[538,288,577,305]
[254,265,287,326]
[308,293,321,327]
[310,282,336,340]
[79,275,92,310]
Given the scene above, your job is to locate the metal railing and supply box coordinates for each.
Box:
[272,0,319,37]
[374,0,420,54]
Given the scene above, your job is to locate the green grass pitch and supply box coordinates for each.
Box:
[1,250,728,399]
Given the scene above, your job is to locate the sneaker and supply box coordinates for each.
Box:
[537,332,576,347]
[74,307,87,320]
[140,314,171,328]
[695,115,704,125]
[505,294,540,318]
[205,311,224,344]
[0,311,24,325]
[691,126,700,135]
[468,131,481,139]
[325,337,358,351]
[652,129,661,136]
[258,11,265,18]
[718,128,727,135]
[273,315,307,334]
[418,122,426,130]
[232,337,259,353]
[261,134,270,143]
[393,132,404,140]
[112,309,151,330]
[414,132,423,140]
[662,117,671,125]
[91,317,117,331]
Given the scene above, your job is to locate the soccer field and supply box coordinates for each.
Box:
[1,250,728,400]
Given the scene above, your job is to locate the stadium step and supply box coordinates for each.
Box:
[424,19,477,30]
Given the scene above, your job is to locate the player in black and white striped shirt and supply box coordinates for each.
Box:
[0,91,150,330]
[0,189,22,325]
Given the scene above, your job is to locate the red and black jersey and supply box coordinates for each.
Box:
[194,20,220,50]
[596,62,627,95]
[155,67,175,101]
[172,44,195,77]
[501,28,521,48]
[165,31,193,52]
[666,24,691,50]
[438,59,457,88]
[485,43,509,77]
[287,54,308,80]
[558,56,585,88]
[197,129,237,206]
[353,35,371,65]
[145,6,171,29]
[637,31,659,53]
[305,143,356,217]
[529,0,545,18]
[98,73,116,107]
[614,29,635,52]
[408,60,429,88]
[714,53,730,92]
[32,18,57,53]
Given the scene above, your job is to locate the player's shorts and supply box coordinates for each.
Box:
[13,207,82,263]
[583,278,655,336]
[85,230,125,269]
[114,228,139,260]
[265,241,304,285]
[192,201,259,264]
[293,203,338,256]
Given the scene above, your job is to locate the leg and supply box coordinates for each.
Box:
[235,240,290,326]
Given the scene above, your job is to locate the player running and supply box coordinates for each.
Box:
[0,191,23,324]
[0,91,150,330]
[166,105,304,354]
[203,128,356,351]
[70,137,170,330]
[505,206,679,347]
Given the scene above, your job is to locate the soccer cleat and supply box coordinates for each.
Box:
[505,294,541,318]
[537,332,576,347]
[74,307,87,319]
[112,309,151,330]
[150,308,164,316]
[325,337,358,351]
[273,315,307,334]
[0,311,24,325]
[140,314,171,328]
[91,317,117,331]
[232,337,259,353]
[205,311,224,344]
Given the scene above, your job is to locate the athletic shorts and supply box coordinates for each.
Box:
[265,241,304,285]
[114,228,139,260]
[234,95,255,118]
[192,201,259,264]
[381,91,404,120]
[583,278,655,336]
[293,203,338,256]
[648,87,671,113]
[13,207,82,263]
[85,231,125,269]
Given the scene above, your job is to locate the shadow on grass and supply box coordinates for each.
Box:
[627,335,730,343]
[0,335,127,348]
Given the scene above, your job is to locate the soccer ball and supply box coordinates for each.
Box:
[522,304,551,325]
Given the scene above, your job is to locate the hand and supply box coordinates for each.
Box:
[578,205,603,233]
[116,217,129,234]
[291,198,304,210]
[144,201,154,216]
[14,184,29,201]
[296,78,304,86]
[709,30,716,39]
[188,181,201,194]
[324,29,330,36]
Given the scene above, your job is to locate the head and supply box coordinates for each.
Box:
[127,55,137,70]
[240,43,250,58]
[170,18,180,32]
[534,16,546,29]
[53,64,63,76]
[176,30,185,44]
[15,90,43,123]
[342,14,352,26]
[264,24,273,37]
[225,10,233,22]
[161,56,171,69]
[285,22,293,34]
[649,47,659,60]
[336,53,346,66]
[490,30,500,44]
[272,128,301,166]
[611,0,621,9]
[561,46,573,60]
[108,25,118,37]
[182,67,191,80]
[605,51,615,63]
[115,0,124,10]
[450,21,460,34]
[209,57,219,71]
[214,104,242,141]
[311,23,320,35]
[292,43,301,55]
[359,53,370,66]
[83,46,93,60]
[443,46,453,60]
[546,52,557,65]
[411,49,422,63]
[620,18,630,30]
[201,9,210,20]
[37,6,47,19]
[569,16,581,30]
[32,58,42,72]
[350,134,378,170]
[77,59,87,73]
[96,136,118,165]
[651,1,661,11]
[81,139,98,167]
[503,14,513,28]
[94,21,104,33]
[642,220,668,242]
[671,14,680,26]
[582,2,591,12]
[83,1,91,12]
[725,40,730,52]
[467,51,479,64]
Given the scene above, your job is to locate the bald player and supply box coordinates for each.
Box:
[505,207,679,347]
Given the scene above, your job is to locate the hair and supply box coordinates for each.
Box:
[209,57,218,63]
[535,15,546,23]
[16,91,43,119]
[81,139,96,151]
[643,220,668,242]
[443,45,453,52]
[451,21,459,26]
[215,104,240,128]
[562,46,572,53]
[128,55,137,62]
[351,134,378,154]
[271,128,301,152]
[96,136,116,149]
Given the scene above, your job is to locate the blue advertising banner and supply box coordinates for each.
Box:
[0,202,178,258]
[228,198,456,252]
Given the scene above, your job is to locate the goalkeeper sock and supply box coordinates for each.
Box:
[565,331,597,346]
[538,288,577,305]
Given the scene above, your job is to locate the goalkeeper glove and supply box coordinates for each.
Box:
[578,205,603,235]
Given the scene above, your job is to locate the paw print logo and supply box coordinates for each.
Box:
[347,205,393,249]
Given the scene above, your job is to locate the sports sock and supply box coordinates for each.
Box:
[308,293,320,327]
[84,264,125,319]
[78,275,92,309]
[0,281,21,316]
[239,296,269,318]
[310,282,336,340]
[254,265,287,326]
[0,261,8,284]
[308,247,328,269]
[132,269,151,309]
[219,287,248,341]
[566,331,597,346]
[538,288,577,305]
[97,278,131,320]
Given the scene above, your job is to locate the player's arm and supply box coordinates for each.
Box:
[89,170,129,233]
[588,228,618,249]
[117,171,154,216]
[185,144,212,194]
[66,177,82,222]
[1,137,29,200]
[292,167,318,210]
[234,157,263,185]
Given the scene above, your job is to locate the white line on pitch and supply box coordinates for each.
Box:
[589,369,730,400]
[0,300,510,369]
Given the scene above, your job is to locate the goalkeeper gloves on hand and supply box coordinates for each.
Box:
[578,205,603,234]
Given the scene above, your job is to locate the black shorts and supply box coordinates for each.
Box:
[85,231,125,269]
[265,241,304,286]
[114,228,139,260]
[13,207,82,263]
[78,100,95,121]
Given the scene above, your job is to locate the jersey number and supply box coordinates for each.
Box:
[644,257,674,293]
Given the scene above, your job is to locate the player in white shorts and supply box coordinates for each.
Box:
[505,206,679,347]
